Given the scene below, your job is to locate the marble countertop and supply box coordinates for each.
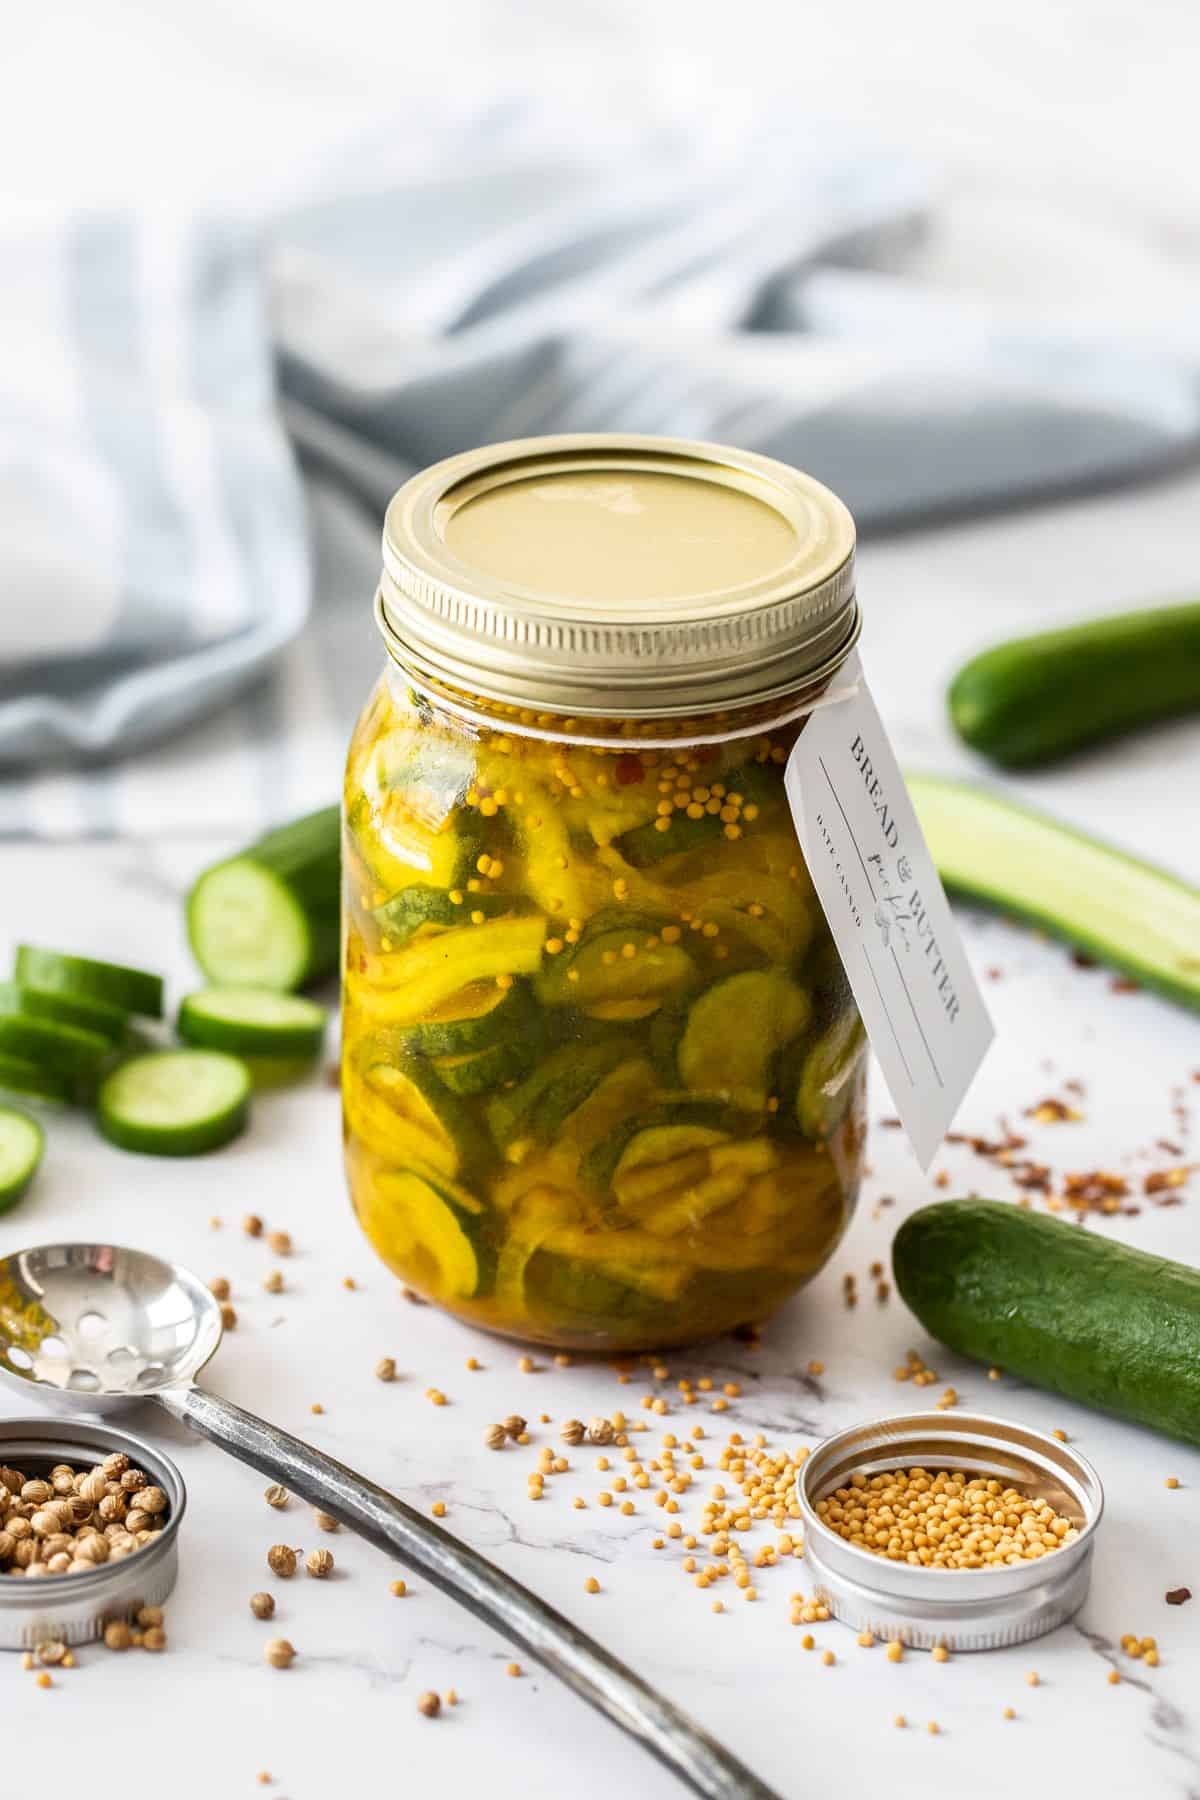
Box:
[4,0,1200,1784]
[3,696,1198,1797]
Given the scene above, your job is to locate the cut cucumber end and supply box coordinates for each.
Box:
[0,1054,71,1105]
[97,1050,252,1156]
[0,1107,45,1208]
[187,860,314,992]
[177,987,327,1058]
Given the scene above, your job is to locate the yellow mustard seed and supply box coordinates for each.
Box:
[1166,1477,1180,1489]
[931,1644,949,1663]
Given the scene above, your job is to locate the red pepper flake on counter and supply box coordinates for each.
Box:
[1166,1587,1191,1605]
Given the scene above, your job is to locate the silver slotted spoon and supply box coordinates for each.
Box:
[0,1242,779,1800]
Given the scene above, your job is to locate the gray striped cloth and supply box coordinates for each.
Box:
[4,111,1198,837]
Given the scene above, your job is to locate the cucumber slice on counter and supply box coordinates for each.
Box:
[677,970,811,1109]
[97,1050,252,1155]
[948,599,1200,768]
[177,988,327,1059]
[0,1014,113,1081]
[14,945,163,1019]
[0,1055,70,1105]
[0,1108,44,1209]
[398,980,536,1057]
[908,774,1200,1014]
[187,804,340,991]
[0,982,127,1043]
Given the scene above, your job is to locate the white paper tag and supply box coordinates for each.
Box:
[785,653,993,1168]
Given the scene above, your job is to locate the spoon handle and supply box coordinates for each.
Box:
[161,1383,778,1800]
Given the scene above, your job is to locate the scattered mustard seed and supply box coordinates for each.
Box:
[432,1501,447,1518]
[219,1303,238,1332]
[209,1277,230,1301]
[1003,1707,1016,1720]
[390,1580,408,1597]
[103,1621,132,1652]
[584,1577,600,1594]
[243,1214,263,1237]
[143,1627,167,1652]
[886,1641,903,1663]
[417,1690,441,1718]
[931,1644,949,1663]
[263,1270,284,1294]
[1026,1671,1040,1687]
[267,1231,293,1256]
[1166,1477,1180,1489]
[506,1662,522,1677]
[375,1357,397,1383]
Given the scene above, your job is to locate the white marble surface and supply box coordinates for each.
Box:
[1,748,1198,1795]
[5,1,1200,1791]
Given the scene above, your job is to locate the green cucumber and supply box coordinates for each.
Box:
[397,981,535,1056]
[177,988,327,1059]
[486,1042,627,1154]
[618,810,723,868]
[0,1108,45,1208]
[894,1199,1200,1447]
[430,1036,539,1096]
[949,600,1200,768]
[0,1014,112,1081]
[14,945,162,1019]
[362,1168,487,1299]
[0,1055,70,1105]
[0,982,127,1043]
[581,1100,736,1193]
[97,1050,252,1155]
[677,970,811,1109]
[360,1053,476,1178]
[372,885,516,946]
[909,774,1200,1013]
[187,804,340,991]
[784,1007,866,1143]
[538,928,695,1010]
[351,916,547,1025]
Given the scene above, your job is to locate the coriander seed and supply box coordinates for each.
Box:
[263,1269,284,1294]
[267,1230,293,1256]
[375,1357,397,1382]
[265,1638,296,1669]
[314,1510,339,1532]
[484,1423,508,1450]
[267,1544,297,1578]
[250,1592,276,1620]
[502,1415,526,1440]
[104,1621,132,1652]
[143,1627,167,1652]
[306,1548,334,1579]
[209,1277,231,1301]
[417,1690,441,1718]
[560,1420,586,1445]
[586,1417,614,1446]
[264,1484,289,1510]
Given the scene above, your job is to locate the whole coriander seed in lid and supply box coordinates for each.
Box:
[797,1412,1103,1652]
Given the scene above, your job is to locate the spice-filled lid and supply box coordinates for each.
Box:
[797,1412,1104,1652]
[378,435,858,718]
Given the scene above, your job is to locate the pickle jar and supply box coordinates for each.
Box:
[342,435,868,1350]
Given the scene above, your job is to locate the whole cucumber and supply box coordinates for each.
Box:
[948,599,1200,767]
[893,1199,1200,1447]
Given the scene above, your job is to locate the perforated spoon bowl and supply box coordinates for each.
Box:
[0,1242,778,1800]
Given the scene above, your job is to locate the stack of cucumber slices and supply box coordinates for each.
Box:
[0,943,329,1201]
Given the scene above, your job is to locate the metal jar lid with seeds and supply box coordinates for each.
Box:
[0,1417,184,1650]
[796,1411,1103,1651]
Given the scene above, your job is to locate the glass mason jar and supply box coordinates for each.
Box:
[342,436,867,1351]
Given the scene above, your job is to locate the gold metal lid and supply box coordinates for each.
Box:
[378,435,858,719]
